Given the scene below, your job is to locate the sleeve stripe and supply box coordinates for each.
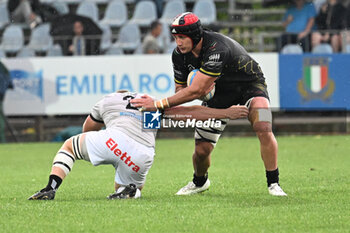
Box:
[89,114,104,123]
[199,68,221,76]
[174,78,187,84]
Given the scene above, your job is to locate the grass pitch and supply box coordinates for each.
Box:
[0,135,349,233]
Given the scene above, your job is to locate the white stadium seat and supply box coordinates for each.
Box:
[160,0,186,25]
[100,0,128,28]
[0,25,24,53]
[129,0,157,27]
[193,0,217,26]
[113,23,141,52]
[76,1,99,22]
[281,44,303,54]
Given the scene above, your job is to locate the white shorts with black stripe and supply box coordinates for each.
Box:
[194,119,229,146]
[84,128,155,188]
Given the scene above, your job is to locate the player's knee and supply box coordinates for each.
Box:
[253,121,272,134]
[61,137,74,155]
[194,142,213,159]
[52,150,75,176]
[255,128,277,146]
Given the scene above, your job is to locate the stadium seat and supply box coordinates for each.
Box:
[0,3,9,30]
[0,49,5,58]
[281,44,303,54]
[113,23,141,52]
[193,0,217,26]
[17,47,36,58]
[47,44,63,56]
[89,0,109,4]
[51,1,69,14]
[129,0,157,27]
[133,44,143,54]
[312,43,333,54]
[76,1,99,22]
[166,41,177,54]
[0,25,24,53]
[99,23,112,52]
[314,0,326,13]
[160,0,186,25]
[58,0,82,4]
[345,44,350,53]
[100,0,128,28]
[27,23,53,53]
[123,0,135,3]
[158,22,171,53]
[40,0,54,3]
[105,45,124,55]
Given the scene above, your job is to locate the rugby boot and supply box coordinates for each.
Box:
[107,184,141,199]
[28,189,56,200]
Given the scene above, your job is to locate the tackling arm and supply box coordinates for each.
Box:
[164,105,249,121]
[131,72,216,111]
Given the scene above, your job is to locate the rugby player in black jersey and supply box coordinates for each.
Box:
[131,12,287,196]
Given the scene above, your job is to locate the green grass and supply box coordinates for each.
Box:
[0,135,349,233]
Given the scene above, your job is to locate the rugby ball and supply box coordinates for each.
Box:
[187,69,215,101]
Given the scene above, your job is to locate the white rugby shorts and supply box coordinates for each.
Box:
[84,128,155,188]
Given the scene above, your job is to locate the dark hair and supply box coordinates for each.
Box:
[150,20,161,31]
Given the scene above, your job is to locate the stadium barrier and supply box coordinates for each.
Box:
[1,53,349,141]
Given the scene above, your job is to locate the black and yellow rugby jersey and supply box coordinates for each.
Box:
[172,30,265,87]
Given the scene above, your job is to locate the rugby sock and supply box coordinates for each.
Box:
[266,168,279,187]
[193,173,208,187]
[43,175,62,191]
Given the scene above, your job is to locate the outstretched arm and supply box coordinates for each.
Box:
[164,105,249,121]
[131,72,216,111]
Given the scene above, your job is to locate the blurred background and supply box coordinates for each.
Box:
[0,0,349,142]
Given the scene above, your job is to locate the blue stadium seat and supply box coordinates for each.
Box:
[0,25,24,53]
[314,0,326,13]
[99,23,112,52]
[312,43,333,54]
[40,0,55,3]
[193,0,217,26]
[76,1,99,22]
[47,44,63,56]
[57,0,82,4]
[129,0,157,27]
[88,0,110,4]
[346,44,350,53]
[281,44,303,54]
[158,22,171,53]
[100,0,128,28]
[166,41,177,54]
[0,3,9,30]
[51,1,69,14]
[133,44,143,54]
[113,23,141,52]
[105,46,124,55]
[0,49,5,58]
[17,47,36,58]
[160,0,186,25]
[27,23,53,53]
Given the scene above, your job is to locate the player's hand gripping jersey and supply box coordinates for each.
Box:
[172,30,269,108]
[90,92,157,148]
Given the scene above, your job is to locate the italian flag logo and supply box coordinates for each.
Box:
[298,58,335,101]
[303,65,328,93]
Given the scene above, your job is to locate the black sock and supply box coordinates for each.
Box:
[193,173,208,187]
[43,175,62,191]
[266,168,279,187]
